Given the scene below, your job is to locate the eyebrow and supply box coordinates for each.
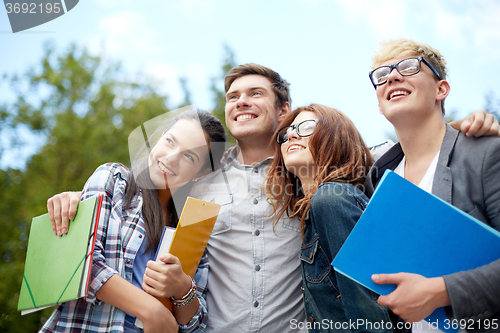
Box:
[169,133,200,162]
[226,86,268,97]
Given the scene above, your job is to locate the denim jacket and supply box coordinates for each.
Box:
[300,182,399,333]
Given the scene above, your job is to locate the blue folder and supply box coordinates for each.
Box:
[332,170,500,333]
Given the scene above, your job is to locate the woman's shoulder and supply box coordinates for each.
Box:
[83,163,131,197]
[97,162,130,175]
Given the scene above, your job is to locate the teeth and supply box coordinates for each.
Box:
[389,90,410,100]
[236,114,256,121]
[158,161,175,175]
[288,145,305,152]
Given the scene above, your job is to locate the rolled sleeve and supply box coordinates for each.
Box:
[80,163,128,304]
[85,231,120,302]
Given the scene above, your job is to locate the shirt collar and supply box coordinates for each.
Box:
[222,145,274,170]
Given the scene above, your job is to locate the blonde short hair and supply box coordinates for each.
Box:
[372,38,448,80]
[372,38,448,114]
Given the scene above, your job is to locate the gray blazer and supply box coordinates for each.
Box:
[366,124,500,331]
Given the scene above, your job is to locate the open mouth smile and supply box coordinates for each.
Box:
[287,144,306,153]
[158,161,176,176]
[235,113,257,121]
[388,90,410,100]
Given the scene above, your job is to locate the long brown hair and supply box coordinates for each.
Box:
[124,109,226,253]
[265,104,373,233]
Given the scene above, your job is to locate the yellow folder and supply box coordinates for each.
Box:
[153,197,221,314]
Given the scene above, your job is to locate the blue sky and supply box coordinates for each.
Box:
[2,0,500,168]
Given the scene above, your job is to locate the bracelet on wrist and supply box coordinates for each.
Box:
[169,276,197,307]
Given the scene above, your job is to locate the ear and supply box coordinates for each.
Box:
[436,80,450,102]
[378,104,384,115]
[277,102,291,122]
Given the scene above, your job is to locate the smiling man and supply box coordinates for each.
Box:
[366,39,500,333]
[188,64,307,332]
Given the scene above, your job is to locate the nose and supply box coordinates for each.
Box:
[386,66,404,85]
[166,150,181,166]
[236,94,251,109]
[288,127,300,141]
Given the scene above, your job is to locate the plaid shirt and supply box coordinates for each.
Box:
[40,163,208,333]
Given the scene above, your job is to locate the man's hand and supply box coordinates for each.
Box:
[372,273,450,323]
[142,254,192,299]
[47,191,82,236]
[451,110,500,137]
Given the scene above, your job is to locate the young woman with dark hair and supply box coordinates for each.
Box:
[41,109,226,333]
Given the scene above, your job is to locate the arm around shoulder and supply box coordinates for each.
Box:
[450,110,500,138]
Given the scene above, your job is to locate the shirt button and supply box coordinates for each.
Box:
[308,316,314,323]
[253,301,259,307]
[139,235,143,238]
[254,230,260,236]
[253,198,258,205]
[126,260,131,265]
[255,265,261,271]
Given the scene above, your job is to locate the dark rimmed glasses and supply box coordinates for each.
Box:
[368,56,442,89]
[276,119,319,144]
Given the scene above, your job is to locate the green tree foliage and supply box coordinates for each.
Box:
[178,77,193,108]
[0,43,170,332]
[0,42,238,332]
[484,91,500,121]
[210,44,237,145]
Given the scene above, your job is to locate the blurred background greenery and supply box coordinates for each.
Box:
[0,42,236,332]
[1,42,499,332]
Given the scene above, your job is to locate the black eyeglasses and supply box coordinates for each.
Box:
[276,119,318,144]
[368,56,441,89]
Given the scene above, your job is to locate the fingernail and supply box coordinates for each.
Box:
[62,228,67,234]
[57,230,62,236]
[372,274,379,282]
[70,216,74,220]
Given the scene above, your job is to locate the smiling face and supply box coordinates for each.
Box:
[225,74,288,144]
[148,119,210,193]
[280,111,318,185]
[376,56,447,125]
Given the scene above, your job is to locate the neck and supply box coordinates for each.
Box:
[396,114,446,160]
[236,140,274,165]
[299,177,314,194]
[394,111,446,184]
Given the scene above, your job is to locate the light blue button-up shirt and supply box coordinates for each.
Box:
[191,147,306,333]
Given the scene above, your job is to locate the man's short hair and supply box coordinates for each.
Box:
[372,38,448,114]
[224,63,292,110]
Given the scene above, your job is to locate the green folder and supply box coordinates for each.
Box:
[18,194,102,315]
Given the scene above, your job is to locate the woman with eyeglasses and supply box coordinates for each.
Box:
[265,104,401,332]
